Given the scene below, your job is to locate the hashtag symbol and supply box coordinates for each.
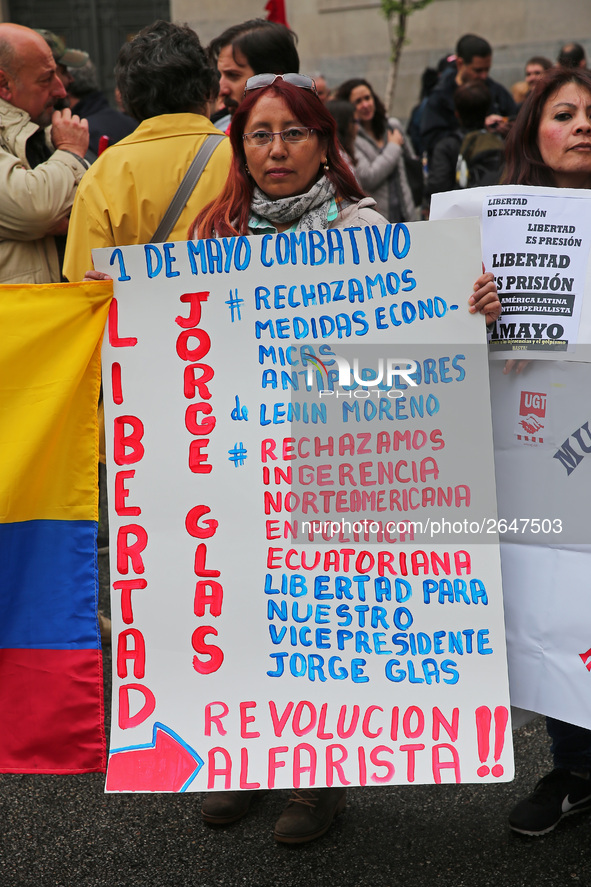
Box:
[228,442,247,467]
[226,289,244,322]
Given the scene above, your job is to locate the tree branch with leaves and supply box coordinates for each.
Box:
[381,0,434,112]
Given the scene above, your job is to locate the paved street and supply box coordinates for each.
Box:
[0,545,588,887]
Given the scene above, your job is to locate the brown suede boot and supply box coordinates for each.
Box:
[201,790,264,825]
[274,787,347,844]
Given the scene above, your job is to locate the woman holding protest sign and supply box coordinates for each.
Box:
[86,73,500,845]
[86,73,499,843]
[501,66,591,835]
[187,73,500,844]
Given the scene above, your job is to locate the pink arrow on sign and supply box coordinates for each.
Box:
[106,722,204,792]
[580,648,591,672]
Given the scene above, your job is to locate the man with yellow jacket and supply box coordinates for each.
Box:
[63,20,231,282]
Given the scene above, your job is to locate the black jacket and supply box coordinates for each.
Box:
[420,69,516,159]
[71,91,137,158]
[426,130,463,200]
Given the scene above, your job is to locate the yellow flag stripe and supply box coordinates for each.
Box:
[0,282,113,523]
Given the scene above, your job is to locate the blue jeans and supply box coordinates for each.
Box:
[547,718,591,770]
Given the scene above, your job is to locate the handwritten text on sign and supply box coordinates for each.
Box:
[96,218,513,792]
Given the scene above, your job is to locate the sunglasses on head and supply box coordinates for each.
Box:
[243,73,318,96]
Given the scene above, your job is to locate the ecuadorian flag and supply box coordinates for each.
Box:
[0,281,112,773]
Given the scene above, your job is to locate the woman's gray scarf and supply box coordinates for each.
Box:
[250,177,336,231]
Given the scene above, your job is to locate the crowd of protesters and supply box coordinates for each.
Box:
[1,13,590,847]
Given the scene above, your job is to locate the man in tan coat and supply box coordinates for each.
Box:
[0,23,89,283]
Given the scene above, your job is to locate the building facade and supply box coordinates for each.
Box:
[175,0,591,119]
[2,0,590,119]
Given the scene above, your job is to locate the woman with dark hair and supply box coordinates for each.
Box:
[502,66,591,189]
[335,77,418,222]
[501,66,591,836]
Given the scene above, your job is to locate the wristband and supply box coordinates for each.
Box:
[58,149,90,169]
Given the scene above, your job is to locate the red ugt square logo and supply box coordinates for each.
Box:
[517,391,546,440]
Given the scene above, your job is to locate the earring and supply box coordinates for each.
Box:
[245,164,250,175]
[323,159,329,171]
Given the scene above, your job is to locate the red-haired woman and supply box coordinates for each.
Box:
[86,75,500,845]
[192,74,497,309]
[191,73,387,238]
[193,77,384,843]
[192,74,499,844]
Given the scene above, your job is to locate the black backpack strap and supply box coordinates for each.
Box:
[151,133,226,242]
[458,130,479,163]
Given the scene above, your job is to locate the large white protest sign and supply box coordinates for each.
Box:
[432,188,591,730]
[95,218,513,792]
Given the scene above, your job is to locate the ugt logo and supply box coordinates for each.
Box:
[517,390,546,441]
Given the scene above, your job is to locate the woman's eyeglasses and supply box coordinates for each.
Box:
[243,127,316,147]
[243,73,318,96]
